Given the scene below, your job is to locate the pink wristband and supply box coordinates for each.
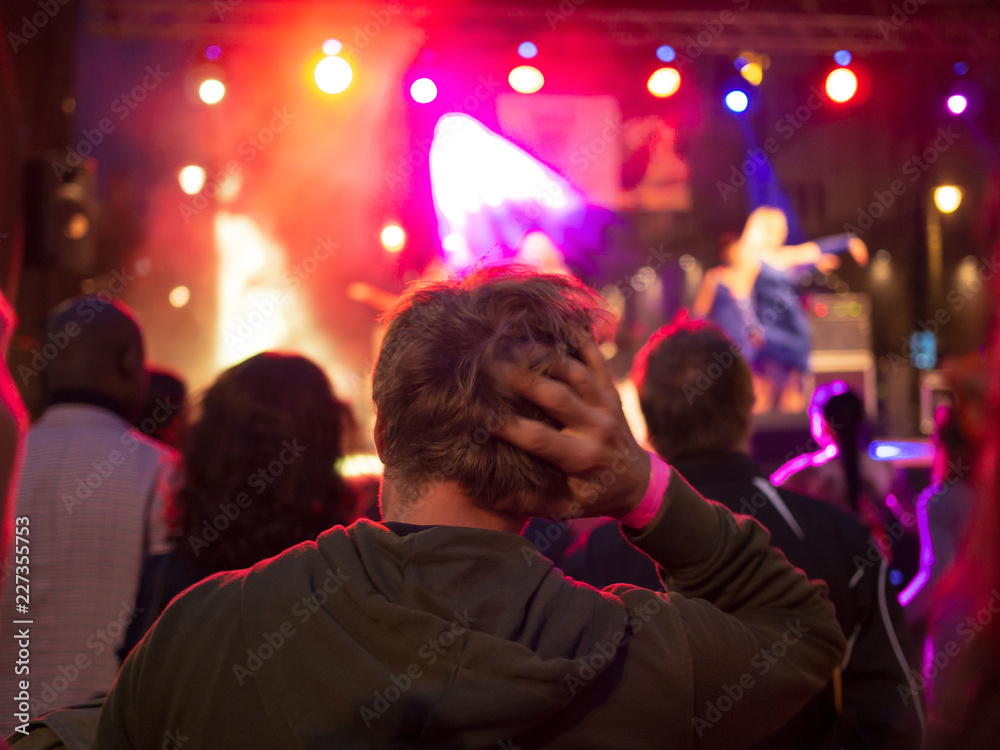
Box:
[620,452,671,529]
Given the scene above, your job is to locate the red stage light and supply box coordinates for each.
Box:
[815,302,829,317]
[825,68,857,102]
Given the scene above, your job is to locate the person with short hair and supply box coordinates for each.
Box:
[564,316,924,748]
[95,267,844,749]
[0,297,177,735]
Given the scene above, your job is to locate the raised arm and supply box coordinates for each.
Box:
[692,267,722,318]
[762,235,868,272]
[497,338,846,747]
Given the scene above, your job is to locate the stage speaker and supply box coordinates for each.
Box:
[23,154,97,274]
[918,369,952,435]
[805,293,877,418]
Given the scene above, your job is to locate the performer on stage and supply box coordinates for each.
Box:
[692,206,868,412]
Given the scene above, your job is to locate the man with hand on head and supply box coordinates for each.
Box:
[96,267,843,749]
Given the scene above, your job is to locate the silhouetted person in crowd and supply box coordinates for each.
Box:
[122,352,355,654]
[925,346,1000,748]
[95,267,844,749]
[0,297,177,736]
[777,388,920,583]
[562,317,924,748]
[134,367,187,450]
[900,404,975,627]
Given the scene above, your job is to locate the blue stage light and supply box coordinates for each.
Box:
[868,441,934,461]
[725,90,749,113]
[655,45,675,63]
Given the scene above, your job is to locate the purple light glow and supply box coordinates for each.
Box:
[808,380,848,444]
[428,113,582,268]
[947,94,968,115]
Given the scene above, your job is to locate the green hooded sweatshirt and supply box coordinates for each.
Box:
[94,470,844,749]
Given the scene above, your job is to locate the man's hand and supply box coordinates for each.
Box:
[495,336,651,520]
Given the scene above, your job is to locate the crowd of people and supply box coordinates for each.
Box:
[0,256,996,748]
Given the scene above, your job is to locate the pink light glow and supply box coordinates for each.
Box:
[808,380,848,445]
[898,490,938,607]
[770,444,839,487]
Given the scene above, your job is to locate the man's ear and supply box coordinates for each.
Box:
[374,411,386,462]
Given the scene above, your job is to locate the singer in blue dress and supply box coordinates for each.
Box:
[693,207,868,412]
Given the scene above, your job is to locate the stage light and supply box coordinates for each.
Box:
[410,78,438,104]
[217,171,242,204]
[814,301,828,318]
[205,45,222,61]
[199,79,226,104]
[322,38,343,56]
[825,68,857,102]
[739,62,763,86]
[956,255,979,288]
[442,233,469,260]
[655,45,675,63]
[509,65,544,94]
[724,90,749,113]
[733,56,748,70]
[647,67,681,98]
[954,61,968,76]
[517,41,538,59]
[429,114,583,268]
[933,185,962,213]
[833,49,852,66]
[947,94,968,115]
[337,453,383,478]
[169,286,190,308]
[314,56,353,95]
[65,213,89,240]
[380,224,406,252]
[178,165,207,195]
[871,250,892,285]
[868,441,934,461]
